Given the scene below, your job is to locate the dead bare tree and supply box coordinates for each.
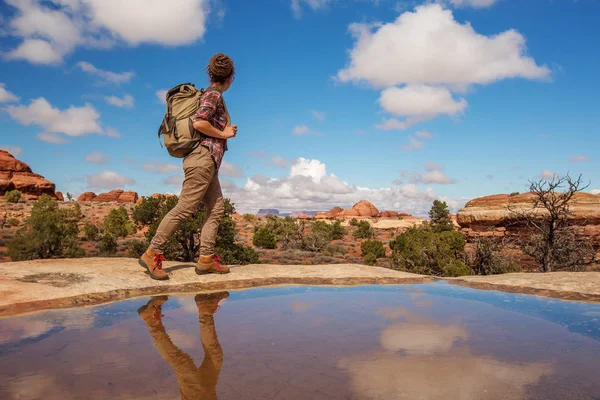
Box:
[508,173,595,272]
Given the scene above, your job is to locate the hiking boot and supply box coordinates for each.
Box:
[195,292,230,315]
[139,248,169,280]
[196,254,230,275]
[138,296,169,326]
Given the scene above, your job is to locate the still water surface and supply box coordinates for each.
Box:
[1,282,599,399]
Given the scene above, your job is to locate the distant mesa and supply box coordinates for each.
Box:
[256,209,280,217]
[0,150,58,201]
[77,190,139,204]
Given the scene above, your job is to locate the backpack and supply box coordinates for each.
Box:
[157,83,218,158]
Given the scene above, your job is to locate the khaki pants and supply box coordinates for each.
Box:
[150,145,224,256]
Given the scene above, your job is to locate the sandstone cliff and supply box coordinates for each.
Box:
[0,150,57,200]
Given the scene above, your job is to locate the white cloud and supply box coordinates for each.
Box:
[5,97,103,136]
[293,125,310,135]
[336,4,550,88]
[312,110,325,121]
[87,170,135,189]
[77,61,134,84]
[3,0,211,65]
[291,0,332,18]
[541,170,555,180]
[143,163,180,174]
[271,155,294,169]
[0,83,20,103]
[402,137,424,151]
[592,189,600,195]
[106,127,120,138]
[417,170,457,184]
[220,161,243,178]
[415,130,434,139]
[569,155,589,163]
[449,0,498,8]
[84,151,109,164]
[105,94,135,108]
[224,157,465,216]
[36,133,68,144]
[424,162,444,172]
[156,89,168,104]
[0,146,22,156]
[249,150,266,158]
[378,85,467,129]
[164,175,184,186]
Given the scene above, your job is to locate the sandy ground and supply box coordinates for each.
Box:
[0,258,598,317]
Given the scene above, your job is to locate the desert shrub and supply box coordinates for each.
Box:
[5,190,22,203]
[361,239,386,258]
[524,233,594,272]
[83,223,100,241]
[429,200,454,233]
[262,215,303,250]
[104,207,135,238]
[390,226,468,277]
[353,220,374,239]
[469,237,522,275]
[329,220,346,240]
[7,217,19,227]
[325,243,349,255]
[7,195,84,261]
[134,195,257,264]
[98,234,117,255]
[509,192,520,197]
[302,221,334,252]
[253,227,277,249]
[242,213,256,222]
[127,239,147,258]
[364,253,378,266]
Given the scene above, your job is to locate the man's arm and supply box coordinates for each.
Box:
[193,120,229,139]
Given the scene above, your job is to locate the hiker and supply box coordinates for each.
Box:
[138,292,229,400]
[139,53,237,280]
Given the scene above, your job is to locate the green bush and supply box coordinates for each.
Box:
[253,227,277,249]
[353,220,374,239]
[7,217,19,227]
[469,237,522,275]
[325,243,349,255]
[7,195,84,261]
[303,221,334,252]
[83,223,100,241]
[127,239,147,258]
[104,207,135,238]
[242,213,256,222]
[429,199,454,233]
[98,234,117,255]
[329,220,346,240]
[361,239,386,258]
[132,196,163,226]
[5,190,22,203]
[263,215,303,250]
[364,253,378,266]
[390,226,468,277]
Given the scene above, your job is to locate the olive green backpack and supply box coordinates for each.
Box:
[157,83,218,158]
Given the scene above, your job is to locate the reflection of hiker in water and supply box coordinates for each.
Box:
[138,292,230,400]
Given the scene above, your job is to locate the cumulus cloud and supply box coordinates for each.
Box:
[3,0,211,65]
[77,61,134,84]
[293,125,311,135]
[540,170,555,180]
[224,157,464,216]
[592,189,600,195]
[424,162,444,172]
[402,137,424,151]
[105,94,135,108]
[449,0,498,8]
[106,127,120,138]
[84,151,109,164]
[5,97,103,136]
[337,4,549,129]
[164,175,184,186]
[0,83,20,103]
[415,130,434,139]
[312,110,325,121]
[36,133,68,144]
[156,89,168,104]
[418,170,457,184]
[0,146,22,156]
[143,163,180,174]
[569,155,589,163]
[220,161,243,178]
[87,170,134,189]
[271,155,295,169]
[291,0,332,18]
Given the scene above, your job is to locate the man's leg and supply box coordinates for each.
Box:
[196,175,229,274]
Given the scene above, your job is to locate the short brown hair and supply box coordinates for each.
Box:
[205,53,235,84]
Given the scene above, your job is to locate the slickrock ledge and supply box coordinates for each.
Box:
[449,272,600,303]
[0,258,434,317]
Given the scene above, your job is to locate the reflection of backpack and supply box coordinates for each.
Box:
[157,83,217,158]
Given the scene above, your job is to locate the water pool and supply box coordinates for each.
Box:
[1,282,599,399]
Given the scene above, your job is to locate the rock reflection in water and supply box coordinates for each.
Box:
[138,292,229,400]
[340,308,554,400]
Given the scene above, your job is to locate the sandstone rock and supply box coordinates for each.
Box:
[296,214,312,220]
[378,211,399,219]
[315,206,344,219]
[118,191,138,203]
[55,191,64,201]
[338,200,379,218]
[0,178,14,192]
[93,190,124,203]
[0,151,57,200]
[0,150,31,174]
[78,192,97,202]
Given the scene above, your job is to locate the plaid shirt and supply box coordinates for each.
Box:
[191,88,229,170]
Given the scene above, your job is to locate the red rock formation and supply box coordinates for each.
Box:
[315,206,343,219]
[378,211,399,219]
[338,200,379,218]
[0,150,57,200]
[296,214,312,220]
[55,191,64,201]
[78,192,97,202]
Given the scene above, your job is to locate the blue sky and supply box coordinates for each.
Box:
[0,0,598,215]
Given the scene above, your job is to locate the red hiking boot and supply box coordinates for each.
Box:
[139,248,169,280]
[196,254,230,275]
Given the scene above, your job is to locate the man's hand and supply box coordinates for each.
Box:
[223,125,237,139]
